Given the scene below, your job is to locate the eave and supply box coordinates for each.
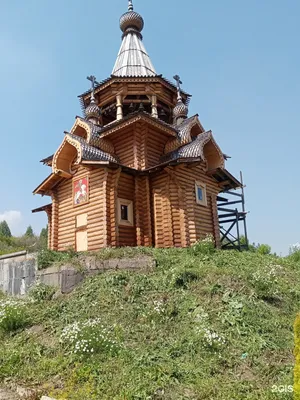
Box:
[33,173,64,196]
[79,75,191,99]
[40,155,54,166]
[207,168,242,190]
[99,111,178,139]
[32,204,52,214]
[78,75,191,113]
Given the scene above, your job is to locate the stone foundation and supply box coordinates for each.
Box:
[0,252,155,296]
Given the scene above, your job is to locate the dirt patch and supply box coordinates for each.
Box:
[26,325,58,350]
[0,387,19,400]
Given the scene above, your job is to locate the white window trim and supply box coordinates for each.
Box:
[195,181,207,206]
[117,198,134,226]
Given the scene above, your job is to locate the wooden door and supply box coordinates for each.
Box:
[76,230,88,252]
[153,188,173,248]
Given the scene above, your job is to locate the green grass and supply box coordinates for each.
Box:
[0,247,298,399]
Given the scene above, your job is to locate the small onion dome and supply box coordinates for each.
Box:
[85,97,100,120]
[120,11,144,34]
[173,99,188,120]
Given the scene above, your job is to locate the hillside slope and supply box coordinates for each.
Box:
[0,245,298,399]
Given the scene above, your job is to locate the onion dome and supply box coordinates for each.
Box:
[173,99,188,119]
[120,0,144,36]
[85,75,101,124]
[120,11,144,34]
[85,96,100,120]
[173,75,189,124]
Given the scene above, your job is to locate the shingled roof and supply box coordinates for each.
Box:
[66,133,120,164]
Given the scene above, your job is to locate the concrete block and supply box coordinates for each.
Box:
[105,259,119,269]
[94,259,105,270]
[61,269,84,293]
[37,266,60,276]
[0,252,156,297]
[80,255,96,270]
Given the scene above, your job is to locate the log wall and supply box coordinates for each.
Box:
[117,173,136,247]
[109,123,171,170]
[135,176,153,246]
[146,127,168,169]
[46,208,52,250]
[51,167,107,251]
[150,163,220,248]
[111,129,135,168]
[49,163,221,251]
[107,168,121,247]
[51,192,59,251]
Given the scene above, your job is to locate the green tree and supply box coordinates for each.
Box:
[257,243,271,255]
[39,226,48,249]
[25,226,34,237]
[0,221,12,237]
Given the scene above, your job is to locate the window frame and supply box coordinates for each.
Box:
[195,181,207,206]
[117,198,134,226]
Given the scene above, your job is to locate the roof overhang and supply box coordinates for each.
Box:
[207,168,242,190]
[40,155,54,166]
[32,203,52,214]
[79,75,191,100]
[99,112,177,139]
[33,173,65,196]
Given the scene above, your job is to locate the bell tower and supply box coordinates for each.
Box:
[79,0,191,127]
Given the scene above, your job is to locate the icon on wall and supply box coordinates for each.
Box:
[73,177,89,206]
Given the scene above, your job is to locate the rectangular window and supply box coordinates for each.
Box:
[121,204,128,221]
[117,198,134,226]
[195,181,207,206]
[197,187,203,201]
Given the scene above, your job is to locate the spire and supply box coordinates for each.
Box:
[173,75,188,125]
[112,1,156,77]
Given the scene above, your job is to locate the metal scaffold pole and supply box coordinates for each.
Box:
[217,171,249,251]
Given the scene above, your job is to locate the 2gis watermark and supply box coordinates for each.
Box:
[271,385,293,393]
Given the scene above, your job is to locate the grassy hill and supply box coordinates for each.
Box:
[0,243,298,399]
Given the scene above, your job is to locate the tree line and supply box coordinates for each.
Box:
[0,220,48,255]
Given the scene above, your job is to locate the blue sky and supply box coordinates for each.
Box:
[0,0,299,255]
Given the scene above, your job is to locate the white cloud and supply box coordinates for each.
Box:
[0,211,22,234]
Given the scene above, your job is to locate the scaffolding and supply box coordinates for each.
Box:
[217,172,248,251]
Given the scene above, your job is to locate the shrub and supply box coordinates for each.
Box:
[0,235,25,256]
[290,251,300,263]
[37,249,78,269]
[199,328,226,350]
[105,273,130,288]
[193,307,226,351]
[257,244,271,255]
[0,299,28,333]
[29,282,56,302]
[190,234,216,255]
[173,269,200,288]
[289,243,300,263]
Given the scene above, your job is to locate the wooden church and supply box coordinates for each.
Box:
[33,1,240,252]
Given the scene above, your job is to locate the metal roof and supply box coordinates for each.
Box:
[112,32,156,77]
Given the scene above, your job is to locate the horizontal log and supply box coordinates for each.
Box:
[58,202,105,216]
